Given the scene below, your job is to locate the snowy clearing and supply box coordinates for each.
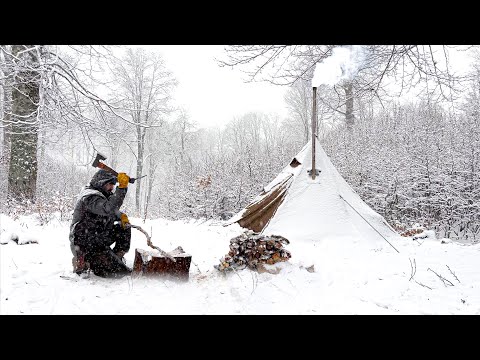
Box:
[1,213,479,315]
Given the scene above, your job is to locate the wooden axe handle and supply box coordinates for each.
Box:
[97,161,141,184]
[97,162,118,177]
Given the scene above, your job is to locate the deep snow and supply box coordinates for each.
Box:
[1,213,479,315]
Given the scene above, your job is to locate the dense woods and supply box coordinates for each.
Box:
[1,45,478,243]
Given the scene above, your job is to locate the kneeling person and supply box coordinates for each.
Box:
[69,169,132,278]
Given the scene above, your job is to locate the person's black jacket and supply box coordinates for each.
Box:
[69,170,127,253]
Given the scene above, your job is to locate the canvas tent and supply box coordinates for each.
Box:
[227,139,401,247]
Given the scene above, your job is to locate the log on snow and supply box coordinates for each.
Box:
[133,247,192,281]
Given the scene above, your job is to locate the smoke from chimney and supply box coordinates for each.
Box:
[311,45,365,87]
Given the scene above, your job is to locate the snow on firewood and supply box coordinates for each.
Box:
[214,230,291,273]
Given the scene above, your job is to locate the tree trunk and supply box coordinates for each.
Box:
[135,124,144,213]
[344,81,355,128]
[1,45,12,168]
[110,140,119,170]
[303,115,310,143]
[8,45,40,202]
[143,153,156,221]
[303,85,310,143]
[38,125,46,163]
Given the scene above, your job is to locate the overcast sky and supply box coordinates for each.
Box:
[140,45,289,128]
[134,45,475,129]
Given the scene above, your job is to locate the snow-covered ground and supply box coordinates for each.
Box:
[1,213,479,314]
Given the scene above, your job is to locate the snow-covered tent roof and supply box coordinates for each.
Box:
[227,139,401,245]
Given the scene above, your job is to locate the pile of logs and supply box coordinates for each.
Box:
[400,228,425,237]
[215,230,291,272]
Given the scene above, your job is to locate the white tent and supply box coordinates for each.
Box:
[228,139,401,249]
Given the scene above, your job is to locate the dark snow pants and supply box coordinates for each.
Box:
[71,225,132,278]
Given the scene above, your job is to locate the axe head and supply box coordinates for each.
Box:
[92,152,107,168]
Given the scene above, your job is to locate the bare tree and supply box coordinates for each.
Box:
[284,77,339,141]
[143,126,163,221]
[7,45,41,201]
[219,45,474,127]
[173,108,197,163]
[220,45,471,92]
[0,45,126,205]
[0,45,13,168]
[284,78,311,142]
[112,47,177,214]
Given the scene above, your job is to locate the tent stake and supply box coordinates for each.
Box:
[339,195,400,253]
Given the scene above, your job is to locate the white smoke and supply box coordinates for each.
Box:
[311,45,365,87]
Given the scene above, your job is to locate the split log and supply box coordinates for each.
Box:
[133,246,192,281]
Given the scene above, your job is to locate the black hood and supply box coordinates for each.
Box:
[89,169,117,192]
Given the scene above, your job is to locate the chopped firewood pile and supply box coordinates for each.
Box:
[215,230,291,272]
[400,228,425,237]
[395,226,429,241]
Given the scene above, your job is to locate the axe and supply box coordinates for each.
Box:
[92,152,145,184]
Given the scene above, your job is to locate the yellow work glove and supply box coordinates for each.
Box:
[120,213,130,229]
[117,172,130,188]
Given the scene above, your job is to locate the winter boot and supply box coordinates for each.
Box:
[72,249,90,275]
